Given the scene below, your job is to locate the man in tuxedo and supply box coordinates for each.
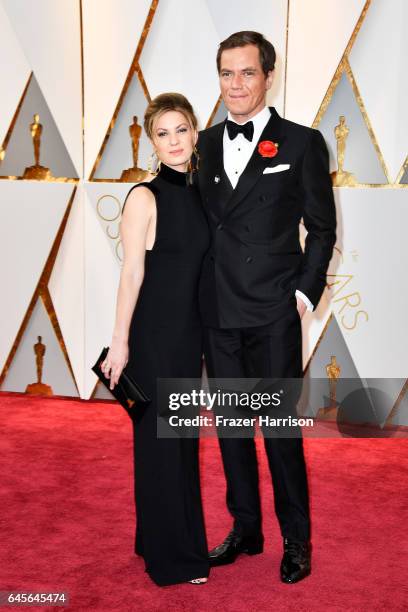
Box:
[197,31,336,583]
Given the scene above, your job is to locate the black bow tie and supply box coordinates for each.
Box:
[226,119,254,142]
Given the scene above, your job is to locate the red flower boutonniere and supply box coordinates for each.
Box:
[258,140,279,158]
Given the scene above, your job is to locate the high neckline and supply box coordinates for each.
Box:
[157,162,189,186]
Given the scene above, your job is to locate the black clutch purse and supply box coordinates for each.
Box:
[92,347,151,412]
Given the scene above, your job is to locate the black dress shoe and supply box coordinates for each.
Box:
[209,529,264,566]
[280,538,311,583]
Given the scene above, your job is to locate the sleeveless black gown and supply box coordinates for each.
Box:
[121,162,210,586]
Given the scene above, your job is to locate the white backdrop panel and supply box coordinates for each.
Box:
[328,188,407,378]
[84,183,122,398]
[0,1,30,144]
[49,185,85,397]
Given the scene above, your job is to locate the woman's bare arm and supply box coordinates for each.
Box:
[101,185,156,388]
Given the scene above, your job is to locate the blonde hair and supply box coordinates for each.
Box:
[144,92,198,139]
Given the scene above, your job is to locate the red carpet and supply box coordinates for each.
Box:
[1,392,407,611]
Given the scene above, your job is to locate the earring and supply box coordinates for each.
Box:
[147,151,156,174]
[187,146,200,174]
[193,146,200,170]
[147,151,161,175]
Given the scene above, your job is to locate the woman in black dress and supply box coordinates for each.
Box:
[100,93,210,586]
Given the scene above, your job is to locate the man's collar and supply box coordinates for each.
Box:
[226,105,271,129]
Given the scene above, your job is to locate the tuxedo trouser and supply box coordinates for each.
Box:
[203,305,310,542]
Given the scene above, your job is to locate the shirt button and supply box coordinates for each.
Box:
[235,171,238,174]
[245,256,253,264]
[216,223,223,230]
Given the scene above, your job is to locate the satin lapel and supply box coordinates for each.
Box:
[221,107,285,220]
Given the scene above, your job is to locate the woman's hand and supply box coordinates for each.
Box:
[101,339,129,390]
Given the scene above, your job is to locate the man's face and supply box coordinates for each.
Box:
[219,44,273,122]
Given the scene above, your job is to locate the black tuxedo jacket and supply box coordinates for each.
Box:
[196,107,336,329]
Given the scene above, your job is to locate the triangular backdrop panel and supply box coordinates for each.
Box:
[0,1,30,142]
[2,296,78,397]
[349,0,408,182]
[285,0,367,125]
[390,390,408,427]
[301,314,405,425]
[82,0,153,179]
[306,316,360,378]
[1,0,83,176]
[0,181,73,373]
[208,99,227,127]
[0,74,77,178]
[93,71,151,180]
[49,185,85,397]
[317,71,387,184]
[140,0,220,130]
[301,315,360,417]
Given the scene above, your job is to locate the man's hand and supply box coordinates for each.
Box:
[296,295,307,319]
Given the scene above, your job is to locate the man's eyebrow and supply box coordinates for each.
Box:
[220,66,258,72]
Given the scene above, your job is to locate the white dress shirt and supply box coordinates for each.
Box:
[223,106,314,312]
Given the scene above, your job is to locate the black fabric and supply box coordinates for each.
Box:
[226,119,254,141]
[204,304,310,542]
[122,163,211,586]
[195,106,335,545]
[197,106,337,329]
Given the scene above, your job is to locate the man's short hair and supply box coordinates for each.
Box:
[216,31,276,76]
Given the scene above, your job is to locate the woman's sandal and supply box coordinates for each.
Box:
[188,577,208,585]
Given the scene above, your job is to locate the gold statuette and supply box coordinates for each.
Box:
[330,115,356,186]
[316,355,341,420]
[23,113,53,180]
[120,116,149,182]
[326,355,341,408]
[25,335,53,396]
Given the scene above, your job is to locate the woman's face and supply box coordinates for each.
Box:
[151,110,197,171]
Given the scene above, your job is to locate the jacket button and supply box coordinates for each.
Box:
[259,195,267,202]
[216,223,223,230]
[210,255,215,261]
[245,256,253,263]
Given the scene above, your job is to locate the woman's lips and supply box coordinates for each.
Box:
[169,149,183,155]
